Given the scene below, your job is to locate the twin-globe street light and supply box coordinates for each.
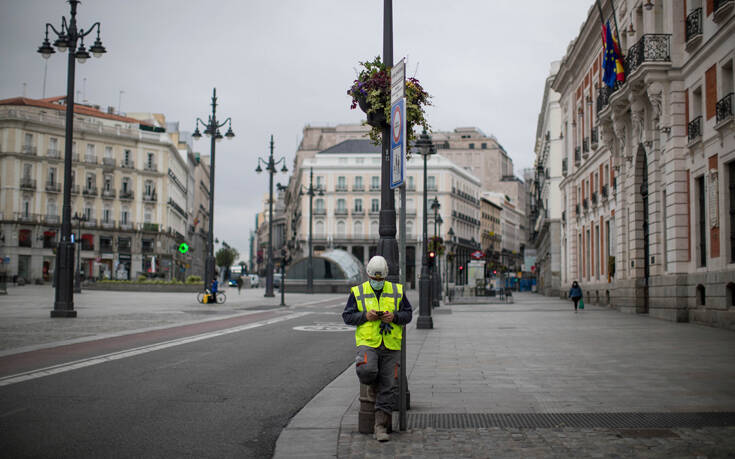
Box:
[191,89,235,294]
[255,136,288,298]
[298,168,325,293]
[38,0,106,318]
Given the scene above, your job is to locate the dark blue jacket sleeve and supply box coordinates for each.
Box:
[393,293,413,325]
[342,291,367,326]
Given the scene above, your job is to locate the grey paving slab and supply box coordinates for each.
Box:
[275,291,735,458]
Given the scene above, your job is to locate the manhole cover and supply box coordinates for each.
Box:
[293,323,354,332]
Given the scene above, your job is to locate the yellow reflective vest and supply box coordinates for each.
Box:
[350,280,404,350]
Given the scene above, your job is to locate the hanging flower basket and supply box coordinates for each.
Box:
[348,56,431,154]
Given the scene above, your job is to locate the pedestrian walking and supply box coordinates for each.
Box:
[236,276,243,295]
[569,281,583,312]
[342,255,413,442]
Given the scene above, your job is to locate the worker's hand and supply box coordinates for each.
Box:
[366,310,381,321]
[380,311,394,323]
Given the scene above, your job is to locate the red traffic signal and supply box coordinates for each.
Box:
[458,265,464,271]
[428,251,436,259]
[493,270,497,275]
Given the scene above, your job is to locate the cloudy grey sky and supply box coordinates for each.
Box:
[1,0,594,261]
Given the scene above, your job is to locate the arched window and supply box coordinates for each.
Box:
[316,220,325,237]
[370,220,379,236]
[337,220,346,236]
[354,220,363,237]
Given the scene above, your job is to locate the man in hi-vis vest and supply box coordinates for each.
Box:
[342,255,413,442]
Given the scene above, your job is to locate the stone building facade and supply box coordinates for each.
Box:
[0,96,197,282]
[554,0,734,328]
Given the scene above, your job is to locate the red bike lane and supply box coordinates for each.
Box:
[0,309,284,379]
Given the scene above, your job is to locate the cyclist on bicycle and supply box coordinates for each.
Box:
[210,279,219,302]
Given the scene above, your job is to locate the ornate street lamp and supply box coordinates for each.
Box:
[416,129,435,329]
[39,0,106,318]
[430,197,441,308]
[255,135,288,297]
[192,88,235,294]
[434,212,443,305]
[299,168,324,293]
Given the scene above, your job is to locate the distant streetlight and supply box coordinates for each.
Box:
[299,168,325,293]
[416,129,436,329]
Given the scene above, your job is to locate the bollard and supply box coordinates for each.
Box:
[358,383,376,434]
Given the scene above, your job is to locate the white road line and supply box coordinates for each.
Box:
[0,311,311,388]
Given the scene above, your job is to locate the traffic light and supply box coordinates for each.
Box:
[458,265,464,272]
[493,270,497,275]
[428,251,436,267]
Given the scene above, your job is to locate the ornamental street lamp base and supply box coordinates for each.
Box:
[51,309,77,318]
[416,316,433,329]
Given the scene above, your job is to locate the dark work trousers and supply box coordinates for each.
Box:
[572,297,580,311]
[355,343,400,414]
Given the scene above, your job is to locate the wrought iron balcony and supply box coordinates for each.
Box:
[716,93,733,127]
[101,188,116,199]
[591,127,599,148]
[407,184,416,191]
[119,190,135,200]
[583,198,589,211]
[575,204,580,216]
[574,147,581,164]
[582,137,590,153]
[686,8,703,44]
[602,184,609,199]
[47,149,61,158]
[625,34,671,76]
[688,116,703,144]
[103,157,116,167]
[45,181,61,193]
[351,208,365,216]
[334,208,348,216]
[335,185,348,192]
[313,208,326,216]
[370,184,381,191]
[84,155,98,164]
[714,0,734,22]
[562,158,568,176]
[143,192,157,202]
[20,177,36,190]
[70,185,80,195]
[143,162,157,172]
[100,219,116,229]
[352,185,364,191]
[591,192,598,205]
[82,186,98,196]
[142,223,159,232]
[120,160,135,169]
[597,85,613,114]
[21,145,37,155]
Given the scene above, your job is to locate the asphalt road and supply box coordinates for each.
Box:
[0,304,355,458]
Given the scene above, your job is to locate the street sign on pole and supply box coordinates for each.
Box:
[390,98,405,189]
[391,58,405,104]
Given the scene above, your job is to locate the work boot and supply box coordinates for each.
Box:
[373,410,390,442]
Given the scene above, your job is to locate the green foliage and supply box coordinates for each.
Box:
[347,56,431,157]
[186,275,202,284]
[137,274,147,282]
[215,247,239,269]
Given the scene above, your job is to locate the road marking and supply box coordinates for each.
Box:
[293,323,355,332]
[0,311,311,388]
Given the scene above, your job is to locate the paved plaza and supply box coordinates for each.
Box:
[276,292,735,458]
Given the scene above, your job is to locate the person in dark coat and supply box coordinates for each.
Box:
[568,281,583,312]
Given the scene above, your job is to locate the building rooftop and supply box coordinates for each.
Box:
[0,96,152,126]
[318,139,381,154]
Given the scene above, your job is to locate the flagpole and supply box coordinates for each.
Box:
[609,0,623,55]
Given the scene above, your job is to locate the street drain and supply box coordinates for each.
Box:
[406,412,735,429]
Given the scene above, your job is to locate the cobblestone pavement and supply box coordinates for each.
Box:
[339,426,735,458]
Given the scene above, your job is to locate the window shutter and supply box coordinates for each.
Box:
[705,64,717,120]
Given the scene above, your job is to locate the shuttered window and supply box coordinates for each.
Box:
[706,64,717,120]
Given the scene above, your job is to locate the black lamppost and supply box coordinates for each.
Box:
[299,168,324,293]
[447,227,454,295]
[192,88,235,295]
[72,212,87,293]
[39,0,106,318]
[255,135,288,297]
[433,212,443,306]
[416,130,435,329]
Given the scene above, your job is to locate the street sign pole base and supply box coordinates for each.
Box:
[417,316,433,329]
[51,309,77,318]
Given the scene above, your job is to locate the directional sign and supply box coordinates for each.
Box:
[391,58,405,105]
[390,98,406,189]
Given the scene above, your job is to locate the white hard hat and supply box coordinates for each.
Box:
[366,256,388,280]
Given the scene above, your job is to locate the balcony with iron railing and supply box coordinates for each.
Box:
[427,184,438,192]
[335,185,348,192]
[20,177,36,190]
[143,162,157,172]
[142,222,159,232]
[368,208,380,216]
[143,192,157,202]
[574,146,581,165]
[82,186,98,196]
[686,8,703,48]
[119,189,134,200]
[70,184,80,195]
[714,0,733,22]
[562,157,568,176]
[102,157,116,167]
[82,218,97,228]
[369,184,381,191]
[47,149,61,159]
[100,219,116,229]
[716,93,733,129]
[583,198,589,211]
[334,208,348,216]
[597,85,613,114]
[591,192,598,205]
[591,126,599,149]
[313,208,326,216]
[575,204,580,216]
[101,188,116,199]
[625,34,671,77]
[602,184,609,199]
[21,145,37,155]
[688,116,703,145]
[120,159,135,169]
[352,185,364,192]
[120,221,134,230]
[582,137,590,155]
[15,212,41,223]
[84,155,97,165]
[351,208,365,216]
[45,181,61,193]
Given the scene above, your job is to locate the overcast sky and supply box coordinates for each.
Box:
[1,0,594,262]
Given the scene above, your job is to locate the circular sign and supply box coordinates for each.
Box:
[178,243,189,254]
[293,323,354,332]
[392,105,402,143]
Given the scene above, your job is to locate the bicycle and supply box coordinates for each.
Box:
[197,289,226,304]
